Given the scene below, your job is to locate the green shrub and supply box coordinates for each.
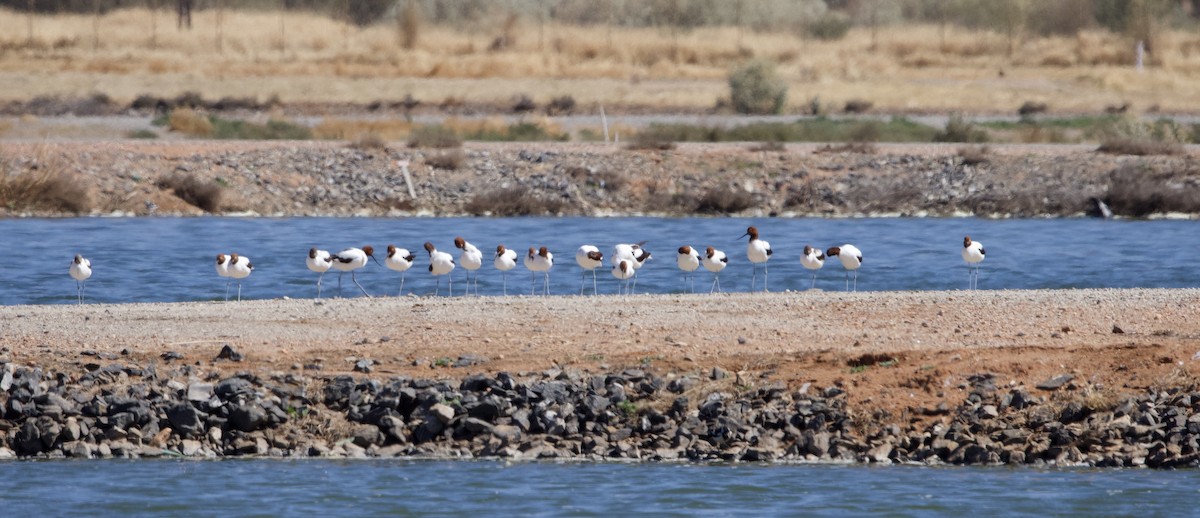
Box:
[728,60,788,115]
[806,12,851,41]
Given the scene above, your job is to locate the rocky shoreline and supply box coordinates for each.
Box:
[2,141,1197,219]
[4,354,1197,467]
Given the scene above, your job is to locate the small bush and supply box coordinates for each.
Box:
[728,60,787,115]
[1018,101,1049,117]
[0,155,91,213]
[844,100,873,114]
[935,115,989,143]
[408,125,462,148]
[349,133,388,150]
[627,130,678,150]
[1097,138,1184,156]
[210,118,311,140]
[512,94,537,114]
[167,108,213,136]
[748,141,786,152]
[425,149,466,170]
[1104,164,1200,216]
[695,186,754,214]
[126,129,158,139]
[157,174,223,212]
[546,95,577,115]
[806,12,851,41]
[958,145,991,165]
[464,185,565,216]
[814,142,877,154]
[464,122,567,142]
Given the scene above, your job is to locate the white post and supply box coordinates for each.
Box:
[600,105,610,144]
[1136,40,1145,72]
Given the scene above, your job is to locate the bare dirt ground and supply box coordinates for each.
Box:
[4,289,1199,423]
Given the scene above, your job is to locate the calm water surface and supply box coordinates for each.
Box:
[1,460,1198,516]
[1,217,1196,305]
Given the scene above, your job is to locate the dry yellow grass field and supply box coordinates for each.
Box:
[2,7,1199,113]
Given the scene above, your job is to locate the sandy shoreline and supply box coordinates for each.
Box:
[5,288,1199,412]
[3,288,1200,464]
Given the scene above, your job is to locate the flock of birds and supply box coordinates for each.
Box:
[65,227,988,303]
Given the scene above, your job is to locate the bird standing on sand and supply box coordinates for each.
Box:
[455,237,483,296]
[385,245,416,296]
[612,243,651,293]
[962,236,986,290]
[676,246,701,293]
[524,246,554,295]
[741,226,773,292]
[425,242,456,296]
[702,246,729,293]
[69,254,92,304]
[306,247,332,298]
[827,244,863,292]
[800,245,825,290]
[575,245,603,295]
[331,246,380,298]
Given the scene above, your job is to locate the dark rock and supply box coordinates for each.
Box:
[161,351,185,361]
[166,403,205,437]
[1036,375,1074,391]
[455,355,488,368]
[354,359,374,373]
[215,378,255,401]
[229,403,268,432]
[216,344,243,362]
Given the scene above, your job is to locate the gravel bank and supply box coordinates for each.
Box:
[2,289,1199,465]
[2,141,1196,218]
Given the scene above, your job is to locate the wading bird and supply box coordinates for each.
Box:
[702,246,729,293]
[455,237,483,296]
[741,226,773,292]
[494,245,518,295]
[69,254,92,304]
[425,242,456,296]
[962,236,986,290]
[800,245,825,290]
[524,246,554,295]
[385,245,416,296]
[331,245,380,298]
[306,247,332,298]
[676,246,700,293]
[827,244,863,292]
[575,245,603,295]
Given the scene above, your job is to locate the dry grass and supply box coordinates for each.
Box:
[3,9,1200,113]
[0,148,91,213]
[423,149,466,170]
[463,185,565,216]
[167,108,213,137]
[1097,138,1186,156]
[313,118,413,141]
[1104,164,1200,217]
[157,173,224,212]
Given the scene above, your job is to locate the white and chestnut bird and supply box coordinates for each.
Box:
[385,245,416,296]
[494,244,519,295]
[800,245,825,290]
[226,253,253,301]
[575,245,604,295]
[215,253,233,300]
[676,246,701,293]
[962,235,986,290]
[826,244,863,292]
[455,237,483,296]
[612,259,636,295]
[741,226,773,292]
[331,245,380,298]
[425,241,456,296]
[306,247,333,298]
[702,246,729,293]
[69,254,92,304]
[524,246,554,296]
[611,242,651,292]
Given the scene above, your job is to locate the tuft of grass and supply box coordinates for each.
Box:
[126,129,158,139]
[616,400,638,417]
[1103,164,1200,216]
[635,117,935,144]
[806,12,851,41]
[463,122,567,142]
[0,152,92,213]
[843,100,873,114]
[167,108,213,136]
[408,124,462,148]
[210,118,311,140]
[464,185,565,216]
[424,149,466,170]
[348,133,388,150]
[546,95,576,115]
[1097,138,1185,156]
[627,130,678,150]
[935,115,989,143]
[157,174,224,212]
[695,186,754,214]
[748,141,786,152]
[728,59,787,115]
[957,145,991,165]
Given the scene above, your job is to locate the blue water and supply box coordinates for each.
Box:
[1,217,1196,305]
[1,460,1197,515]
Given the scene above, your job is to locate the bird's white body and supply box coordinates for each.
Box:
[702,246,728,293]
[827,244,863,292]
[962,236,986,290]
[676,246,701,272]
[742,226,773,291]
[455,237,482,295]
[331,246,378,297]
[215,254,231,278]
[70,255,92,282]
[306,248,332,274]
[612,259,636,295]
[386,245,416,296]
[494,245,519,295]
[227,254,253,279]
[575,245,603,295]
[800,245,825,289]
[425,242,456,296]
[385,247,415,272]
[677,245,701,293]
[69,254,92,304]
[524,247,554,295]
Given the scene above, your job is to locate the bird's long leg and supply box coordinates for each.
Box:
[764,266,769,293]
[502,272,508,296]
[810,273,817,290]
[237,281,243,302]
[76,281,84,304]
[710,273,720,294]
[591,269,598,295]
[399,273,406,297]
[751,267,757,292]
[543,272,550,296]
[351,271,371,298]
[338,272,344,298]
[580,271,586,295]
[530,271,536,296]
[852,271,858,292]
[631,273,638,294]
[449,274,454,297]
[316,272,324,299]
